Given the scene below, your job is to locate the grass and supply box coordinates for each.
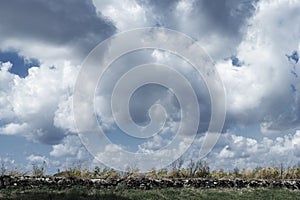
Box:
[0,187,300,200]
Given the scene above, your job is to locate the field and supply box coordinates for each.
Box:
[0,187,300,200]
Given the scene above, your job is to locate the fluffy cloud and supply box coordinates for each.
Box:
[136,0,258,60]
[0,123,30,135]
[216,0,300,133]
[27,154,48,164]
[49,134,93,169]
[48,129,300,171]
[0,61,79,144]
[50,135,83,158]
[0,0,116,64]
[0,62,17,121]
[93,0,147,30]
[1,0,300,172]
[0,0,116,145]
[207,130,300,170]
[93,0,257,60]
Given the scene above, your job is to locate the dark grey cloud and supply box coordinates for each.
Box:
[138,0,257,31]
[2,0,300,172]
[136,0,258,59]
[137,0,180,25]
[93,49,213,137]
[0,0,117,145]
[0,0,116,58]
[193,0,258,36]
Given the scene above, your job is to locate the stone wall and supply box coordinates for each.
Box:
[0,176,299,190]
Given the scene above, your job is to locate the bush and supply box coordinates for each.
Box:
[157,168,168,179]
[1,160,6,176]
[145,168,157,179]
[51,159,300,180]
[32,161,46,177]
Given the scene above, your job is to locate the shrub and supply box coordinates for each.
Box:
[1,160,6,176]
[157,168,168,178]
[145,168,157,179]
[32,161,46,177]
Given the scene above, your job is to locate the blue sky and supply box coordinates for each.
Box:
[1,0,300,174]
[0,51,39,78]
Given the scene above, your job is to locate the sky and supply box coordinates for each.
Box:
[0,0,300,174]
